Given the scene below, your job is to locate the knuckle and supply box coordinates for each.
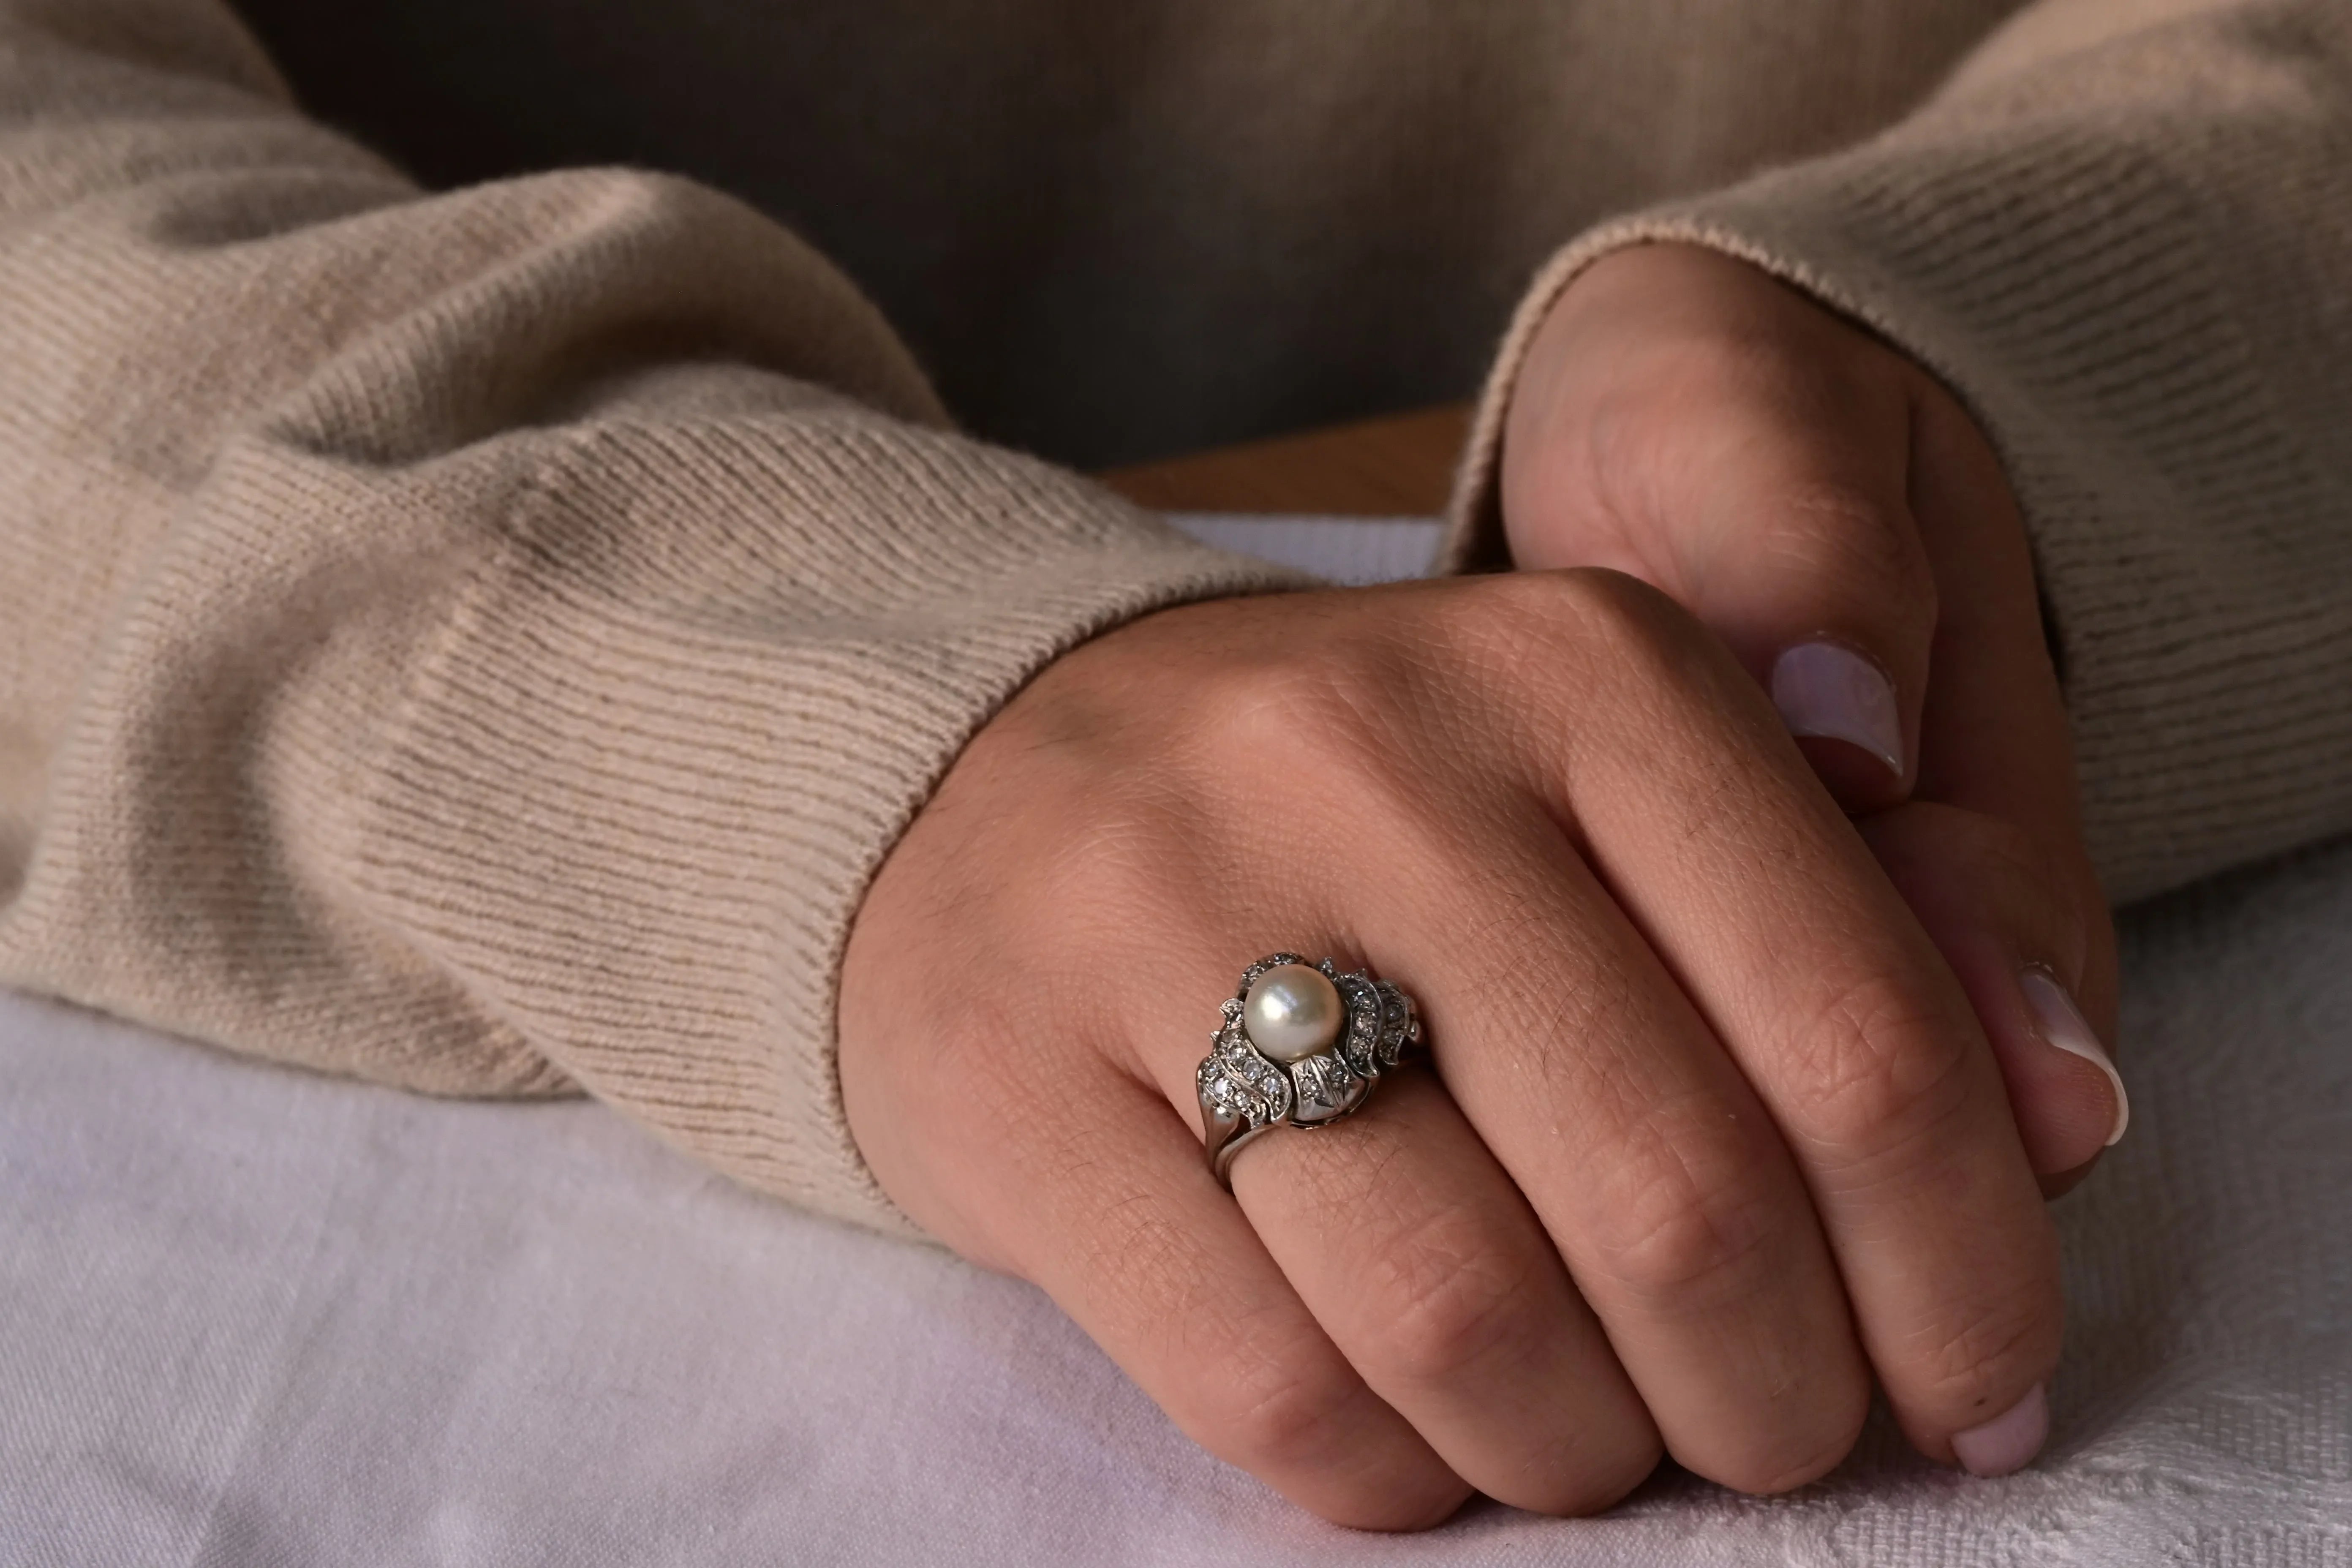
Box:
[1579,327,1932,628]
[1466,566,1699,681]
[1583,1125,1782,1305]
[1598,1192,1772,1307]
[1781,972,1977,1158]
[1192,640,1406,780]
[1367,1226,1541,1387]
[1536,564,1682,644]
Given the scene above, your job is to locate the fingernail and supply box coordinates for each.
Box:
[1769,642,1904,779]
[2020,968,2129,1148]
[1952,1382,2048,1477]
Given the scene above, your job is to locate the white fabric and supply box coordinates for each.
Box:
[3,517,2349,1565]
[1158,513,1446,585]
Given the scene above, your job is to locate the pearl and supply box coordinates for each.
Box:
[1243,964,1343,1065]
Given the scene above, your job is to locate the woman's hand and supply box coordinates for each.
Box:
[1502,243,2124,1189]
[840,572,2061,1527]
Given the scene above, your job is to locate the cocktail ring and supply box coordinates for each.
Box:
[1196,953,1423,1189]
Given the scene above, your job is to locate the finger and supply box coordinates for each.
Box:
[1651,351,1932,810]
[1128,922,1663,1515]
[1514,569,2063,1472]
[1903,382,2122,1070]
[1371,808,1876,1496]
[1501,247,2120,1196]
[1156,682,1881,1497]
[1002,1070,1470,1530]
[1110,739,1859,1500]
[1861,803,2127,1193]
[1504,245,1938,811]
[1225,1068,1663,1516]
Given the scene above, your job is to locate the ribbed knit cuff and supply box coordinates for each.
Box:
[1445,83,2352,904]
[333,406,1306,1239]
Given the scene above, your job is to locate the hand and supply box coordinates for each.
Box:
[840,574,2060,1527]
[1501,243,2125,1189]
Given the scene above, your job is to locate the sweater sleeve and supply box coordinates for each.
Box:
[0,0,1301,1236]
[1443,0,2352,906]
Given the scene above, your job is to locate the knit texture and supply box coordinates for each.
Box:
[3,0,2348,1232]
[0,0,1300,1235]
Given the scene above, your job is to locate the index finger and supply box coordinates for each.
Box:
[1905,380,2119,1030]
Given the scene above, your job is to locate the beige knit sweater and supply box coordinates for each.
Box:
[2,0,2345,1236]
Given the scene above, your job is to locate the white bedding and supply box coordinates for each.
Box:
[3,516,2347,1565]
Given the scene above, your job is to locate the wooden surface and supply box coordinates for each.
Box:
[1097,403,1472,516]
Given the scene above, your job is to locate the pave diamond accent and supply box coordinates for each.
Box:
[1332,974,1383,1077]
[1197,1009,1293,1128]
[1288,1050,1368,1123]
[1198,953,1422,1174]
[1373,980,1420,1067]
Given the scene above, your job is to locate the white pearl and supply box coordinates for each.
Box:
[1243,964,1343,1065]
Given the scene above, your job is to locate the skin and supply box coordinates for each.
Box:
[1502,243,2120,1184]
[838,243,2122,1527]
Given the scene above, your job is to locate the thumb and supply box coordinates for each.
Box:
[1655,372,1936,814]
[1501,248,1937,813]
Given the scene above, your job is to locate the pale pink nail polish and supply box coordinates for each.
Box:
[1769,641,1904,779]
[2020,969,2129,1148]
[1952,1382,2048,1477]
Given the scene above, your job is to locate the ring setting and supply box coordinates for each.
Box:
[1197,953,1422,1188]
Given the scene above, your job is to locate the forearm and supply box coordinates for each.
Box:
[0,0,1296,1233]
